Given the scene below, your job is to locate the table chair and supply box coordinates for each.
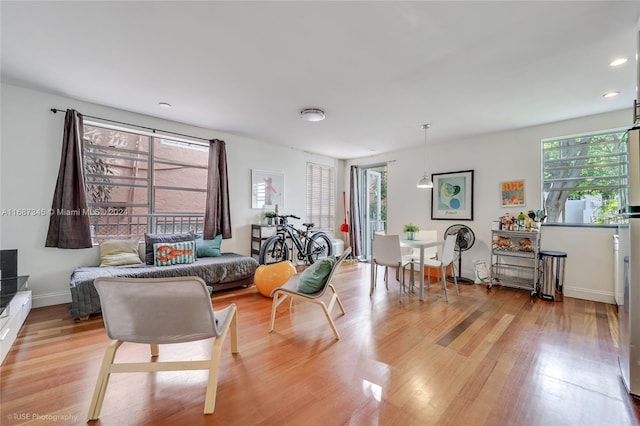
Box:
[424,234,459,302]
[371,233,411,296]
[402,230,438,292]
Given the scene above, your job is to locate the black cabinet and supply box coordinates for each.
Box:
[251,225,277,261]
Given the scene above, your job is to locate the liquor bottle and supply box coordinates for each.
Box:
[517,212,526,230]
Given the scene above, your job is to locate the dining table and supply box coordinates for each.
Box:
[400,238,445,301]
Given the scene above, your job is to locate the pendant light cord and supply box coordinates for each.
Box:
[423,123,430,173]
[416,123,433,188]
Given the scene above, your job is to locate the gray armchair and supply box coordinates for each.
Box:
[88,276,238,420]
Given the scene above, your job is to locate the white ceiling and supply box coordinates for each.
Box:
[2,1,639,160]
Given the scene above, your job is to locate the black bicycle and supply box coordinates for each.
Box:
[258,214,333,265]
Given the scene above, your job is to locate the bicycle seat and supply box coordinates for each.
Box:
[302,222,315,229]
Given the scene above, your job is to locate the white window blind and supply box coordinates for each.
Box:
[306,162,336,231]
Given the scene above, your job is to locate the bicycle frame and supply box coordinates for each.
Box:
[259,214,332,265]
[276,217,311,258]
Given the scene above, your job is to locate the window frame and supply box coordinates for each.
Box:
[82,120,210,242]
[541,127,627,226]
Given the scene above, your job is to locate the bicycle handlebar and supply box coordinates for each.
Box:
[278,214,300,220]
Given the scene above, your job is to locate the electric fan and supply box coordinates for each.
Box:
[444,224,476,284]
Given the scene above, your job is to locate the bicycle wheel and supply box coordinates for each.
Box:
[306,232,333,264]
[259,235,289,265]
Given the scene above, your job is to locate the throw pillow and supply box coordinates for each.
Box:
[99,239,142,267]
[195,234,223,257]
[297,256,336,294]
[144,232,195,265]
[153,240,196,266]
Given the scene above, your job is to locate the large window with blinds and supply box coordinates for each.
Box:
[83,122,209,242]
[306,162,336,231]
[542,128,627,225]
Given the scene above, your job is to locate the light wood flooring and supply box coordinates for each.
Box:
[2,262,640,425]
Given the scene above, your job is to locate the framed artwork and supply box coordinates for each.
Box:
[251,169,284,209]
[431,170,474,220]
[500,179,525,207]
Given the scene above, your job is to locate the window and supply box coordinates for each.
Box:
[542,128,627,225]
[306,162,335,231]
[83,123,209,242]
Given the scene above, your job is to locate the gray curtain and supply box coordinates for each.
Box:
[204,139,232,239]
[45,109,92,248]
[349,165,362,257]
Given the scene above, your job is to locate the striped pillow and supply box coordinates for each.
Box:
[153,240,195,266]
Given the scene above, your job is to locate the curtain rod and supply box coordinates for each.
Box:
[50,108,211,142]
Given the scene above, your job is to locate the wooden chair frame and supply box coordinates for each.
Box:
[269,248,351,340]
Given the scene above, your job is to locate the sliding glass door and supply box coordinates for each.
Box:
[361,165,387,260]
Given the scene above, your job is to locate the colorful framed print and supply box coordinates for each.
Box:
[431,170,474,220]
[501,179,525,207]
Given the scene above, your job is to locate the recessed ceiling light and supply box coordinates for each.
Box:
[300,108,325,122]
[610,57,628,67]
[158,102,172,108]
[603,91,620,98]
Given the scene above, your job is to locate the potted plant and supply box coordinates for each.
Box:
[403,223,419,240]
[264,211,277,225]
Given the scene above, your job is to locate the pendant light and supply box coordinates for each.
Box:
[416,124,433,188]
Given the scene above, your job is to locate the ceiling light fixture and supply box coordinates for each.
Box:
[158,102,172,108]
[416,124,433,189]
[603,90,620,98]
[610,57,628,67]
[300,108,325,122]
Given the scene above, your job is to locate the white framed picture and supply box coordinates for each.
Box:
[251,169,284,209]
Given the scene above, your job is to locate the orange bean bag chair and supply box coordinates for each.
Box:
[254,261,297,297]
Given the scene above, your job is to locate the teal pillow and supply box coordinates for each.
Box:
[297,256,336,294]
[195,234,222,257]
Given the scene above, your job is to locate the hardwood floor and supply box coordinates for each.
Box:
[2,262,640,425]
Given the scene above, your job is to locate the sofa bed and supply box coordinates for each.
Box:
[68,233,259,320]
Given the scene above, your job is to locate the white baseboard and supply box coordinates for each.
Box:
[32,291,71,308]
[563,285,615,305]
[28,283,615,307]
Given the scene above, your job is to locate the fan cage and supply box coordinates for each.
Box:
[444,224,475,283]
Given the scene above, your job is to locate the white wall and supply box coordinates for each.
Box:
[347,109,630,304]
[541,226,616,303]
[0,85,3,257]
[0,83,342,308]
[1,82,629,306]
